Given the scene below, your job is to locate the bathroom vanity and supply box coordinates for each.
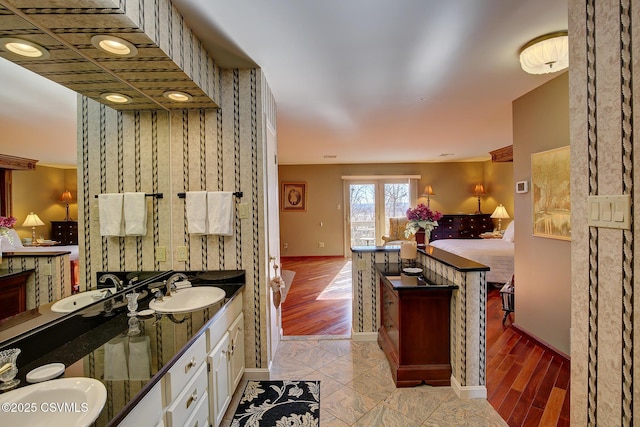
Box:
[0,269,246,427]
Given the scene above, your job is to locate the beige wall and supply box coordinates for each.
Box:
[569,0,639,424]
[12,165,78,240]
[513,72,570,355]
[279,161,513,256]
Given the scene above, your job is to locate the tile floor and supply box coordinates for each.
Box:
[221,338,508,426]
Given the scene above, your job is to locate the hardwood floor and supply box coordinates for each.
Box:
[281,256,351,336]
[280,256,570,426]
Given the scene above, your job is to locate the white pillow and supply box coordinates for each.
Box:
[0,229,23,250]
[502,221,515,243]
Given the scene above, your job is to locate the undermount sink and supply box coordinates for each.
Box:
[149,286,226,314]
[0,377,107,426]
[51,288,117,313]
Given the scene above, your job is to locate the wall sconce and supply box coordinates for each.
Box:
[473,184,485,214]
[421,185,435,207]
[22,212,44,242]
[61,190,74,221]
[490,204,510,233]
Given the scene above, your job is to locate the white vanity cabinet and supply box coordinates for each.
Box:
[208,332,231,427]
[228,313,245,391]
[119,381,164,427]
[163,334,208,427]
[206,295,245,427]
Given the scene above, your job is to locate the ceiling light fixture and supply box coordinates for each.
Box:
[100,93,132,104]
[91,35,138,57]
[519,31,569,74]
[0,37,50,59]
[163,91,193,102]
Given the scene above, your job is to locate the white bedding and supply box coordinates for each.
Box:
[1,228,79,261]
[429,238,514,284]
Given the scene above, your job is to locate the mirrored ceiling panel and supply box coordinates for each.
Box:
[0,1,218,110]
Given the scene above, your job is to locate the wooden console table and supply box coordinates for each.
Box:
[377,266,457,387]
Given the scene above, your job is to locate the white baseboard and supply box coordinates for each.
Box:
[450,375,487,399]
[351,331,378,342]
[243,368,270,381]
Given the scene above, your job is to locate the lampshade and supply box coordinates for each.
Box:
[22,212,44,227]
[473,184,485,196]
[61,190,73,202]
[519,31,569,75]
[491,204,510,219]
[421,185,435,196]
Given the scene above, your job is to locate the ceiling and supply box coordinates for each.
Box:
[0,1,568,167]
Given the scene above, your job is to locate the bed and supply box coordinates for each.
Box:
[429,221,514,284]
[1,228,79,286]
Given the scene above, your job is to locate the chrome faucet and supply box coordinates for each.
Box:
[98,273,124,291]
[165,273,188,297]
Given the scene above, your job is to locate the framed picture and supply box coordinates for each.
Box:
[531,146,571,240]
[281,182,306,212]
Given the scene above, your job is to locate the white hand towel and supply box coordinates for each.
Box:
[124,192,148,236]
[128,335,151,380]
[185,191,208,234]
[207,191,234,236]
[104,337,128,380]
[98,193,125,236]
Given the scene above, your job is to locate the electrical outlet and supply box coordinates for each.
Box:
[156,246,167,262]
[177,246,188,262]
[42,263,52,276]
[357,259,366,271]
[318,242,325,248]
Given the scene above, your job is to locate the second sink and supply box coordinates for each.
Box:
[149,286,226,314]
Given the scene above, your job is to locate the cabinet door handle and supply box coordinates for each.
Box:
[384,299,392,306]
[186,390,198,408]
[185,357,196,373]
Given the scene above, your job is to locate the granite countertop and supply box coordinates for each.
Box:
[0,270,245,426]
[375,263,458,290]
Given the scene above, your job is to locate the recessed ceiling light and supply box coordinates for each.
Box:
[323,154,337,159]
[438,153,454,157]
[163,91,193,102]
[100,93,132,104]
[91,35,138,57]
[0,37,50,59]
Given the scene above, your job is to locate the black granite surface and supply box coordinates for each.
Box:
[0,270,246,426]
[375,263,458,290]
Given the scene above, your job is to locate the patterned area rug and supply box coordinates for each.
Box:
[231,380,320,427]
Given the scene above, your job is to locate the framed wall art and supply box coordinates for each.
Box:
[281,182,307,212]
[531,146,571,240]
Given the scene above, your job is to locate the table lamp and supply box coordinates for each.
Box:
[61,190,73,221]
[490,204,510,233]
[421,185,435,207]
[22,212,44,242]
[473,184,486,214]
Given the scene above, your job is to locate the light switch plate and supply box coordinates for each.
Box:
[238,203,250,219]
[587,194,631,229]
[156,246,167,262]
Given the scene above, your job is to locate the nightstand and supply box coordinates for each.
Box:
[50,221,78,245]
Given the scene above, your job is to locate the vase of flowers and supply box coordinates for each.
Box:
[0,216,17,263]
[405,204,442,247]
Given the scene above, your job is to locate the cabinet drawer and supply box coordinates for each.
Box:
[165,335,207,403]
[166,364,208,427]
[381,283,399,326]
[183,388,209,427]
[382,316,399,352]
